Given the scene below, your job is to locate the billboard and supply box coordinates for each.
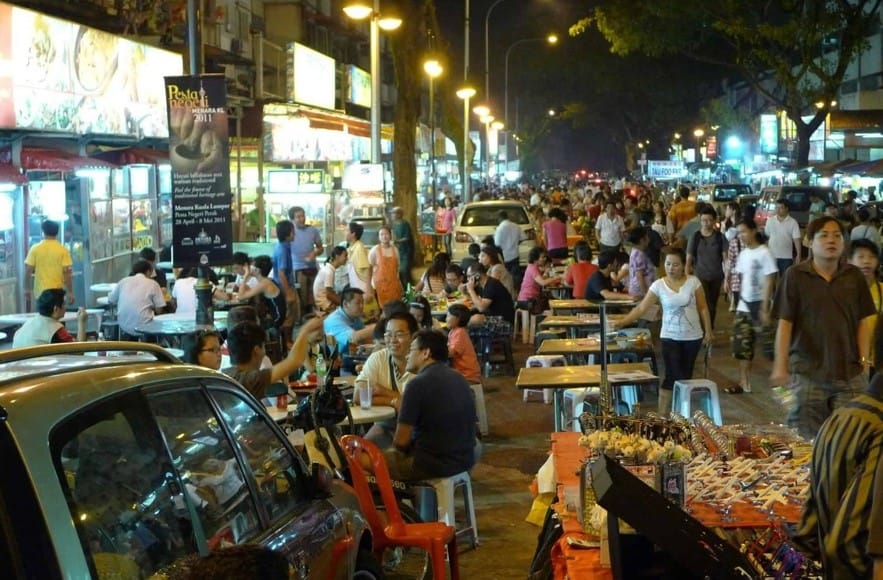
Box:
[647,160,687,179]
[287,42,335,110]
[347,65,371,108]
[0,2,182,136]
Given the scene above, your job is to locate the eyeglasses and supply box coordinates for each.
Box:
[200,347,222,354]
[384,331,410,341]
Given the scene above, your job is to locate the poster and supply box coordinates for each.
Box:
[164,75,233,269]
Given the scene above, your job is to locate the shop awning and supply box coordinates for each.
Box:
[0,163,26,185]
[18,148,118,172]
[857,159,883,177]
[93,147,169,165]
[834,159,878,175]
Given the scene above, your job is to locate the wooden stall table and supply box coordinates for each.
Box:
[538,314,625,338]
[550,299,637,315]
[536,337,657,373]
[516,363,657,431]
[544,286,572,300]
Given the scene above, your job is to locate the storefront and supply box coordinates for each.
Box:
[0,163,26,314]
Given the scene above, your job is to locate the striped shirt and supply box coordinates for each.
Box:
[797,389,883,579]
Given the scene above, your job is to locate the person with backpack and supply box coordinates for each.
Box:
[686,205,727,329]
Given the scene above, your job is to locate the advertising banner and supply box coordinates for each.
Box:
[164,75,233,269]
[0,2,181,136]
[286,42,335,110]
[647,160,687,179]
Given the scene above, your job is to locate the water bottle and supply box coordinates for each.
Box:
[315,352,327,383]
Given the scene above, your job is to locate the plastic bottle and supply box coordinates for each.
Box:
[315,352,327,382]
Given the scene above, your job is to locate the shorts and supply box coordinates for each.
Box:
[731,311,774,361]
[383,448,432,483]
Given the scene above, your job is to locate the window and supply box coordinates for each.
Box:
[713,185,750,202]
[461,206,530,227]
[51,392,198,579]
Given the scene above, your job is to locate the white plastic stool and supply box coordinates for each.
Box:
[470,383,489,436]
[523,355,567,404]
[672,379,723,425]
[563,387,600,431]
[513,308,539,344]
[427,471,479,548]
[614,384,641,415]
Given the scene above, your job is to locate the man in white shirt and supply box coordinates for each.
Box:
[493,210,526,276]
[764,198,802,275]
[313,246,348,313]
[595,201,625,253]
[108,260,167,338]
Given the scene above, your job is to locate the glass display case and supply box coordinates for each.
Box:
[129,165,156,253]
[264,170,334,248]
[0,184,24,314]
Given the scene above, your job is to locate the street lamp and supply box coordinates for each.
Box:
[343,1,402,164]
[490,120,504,180]
[424,59,443,208]
[484,0,509,102]
[478,113,494,183]
[504,34,557,128]
[456,87,477,201]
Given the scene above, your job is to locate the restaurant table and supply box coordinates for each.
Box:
[536,337,657,373]
[538,314,625,338]
[516,363,657,431]
[134,312,227,346]
[89,283,117,295]
[549,299,637,315]
[266,403,395,426]
[0,308,106,331]
[544,286,572,300]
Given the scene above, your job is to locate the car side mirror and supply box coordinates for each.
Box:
[265,382,288,397]
[310,462,334,498]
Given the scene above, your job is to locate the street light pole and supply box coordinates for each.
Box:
[370,0,381,164]
[484,0,507,102]
[457,87,476,201]
[424,60,442,209]
[504,34,557,129]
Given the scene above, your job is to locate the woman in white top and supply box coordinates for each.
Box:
[614,247,712,413]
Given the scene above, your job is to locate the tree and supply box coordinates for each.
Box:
[571,0,883,167]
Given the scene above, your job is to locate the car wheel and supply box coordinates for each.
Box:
[353,549,383,579]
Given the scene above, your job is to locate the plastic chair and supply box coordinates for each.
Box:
[469,383,489,436]
[513,308,539,344]
[672,379,723,425]
[338,435,460,579]
[562,387,600,431]
[417,471,479,549]
[523,355,566,404]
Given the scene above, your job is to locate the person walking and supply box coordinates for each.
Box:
[667,186,697,234]
[771,216,876,440]
[436,197,457,255]
[595,201,625,253]
[765,198,802,275]
[369,226,404,307]
[614,248,713,413]
[686,205,728,328]
[391,206,414,289]
[271,220,298,345]
[25,219,75,310]
[288,206,324,317]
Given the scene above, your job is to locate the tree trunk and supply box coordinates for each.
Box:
[793,111,825,168]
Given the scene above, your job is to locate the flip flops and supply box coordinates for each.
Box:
[724,384,752,394]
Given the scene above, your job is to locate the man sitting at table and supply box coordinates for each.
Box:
[323,288,376,354]
[585,250,635,301]
[12,289,88,347]
[108,259,167,339]
[382,329,477,482]
[354,312,418,448]
[464,262,515,324]
[223,317,323,399]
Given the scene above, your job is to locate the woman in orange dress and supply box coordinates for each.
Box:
[369,226,404,307]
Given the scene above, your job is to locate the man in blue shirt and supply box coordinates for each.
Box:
[272,220,297,346]
[323,287,376,354]
[288,206,324,317]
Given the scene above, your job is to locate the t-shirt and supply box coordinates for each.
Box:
[222,366,273,399]
[447,327,481,383]
[585,270,613,300]
[272,241,294,288]
[648,276,704,341]
[543,219,567,251]
[172,277,198,314]
[565,262,598,299]
[291,225,322,270]
[851,223,882,247]
[477,277,514,323]
[735,245,778,308]
[517,263,543,301]
[347,240,371,293]
[313,263,336,311]
[24,239,72,299]
[323,307,365,353]
[494,220,525,263]
[12,315,73,347]
[668,199,697,232]
[398,362,476,478]
[627,248,655,297]
[488,263,515,298]
[687,230,727,281]
[765,215,801,260]
[108,273,166,335]
[595,214,624,246]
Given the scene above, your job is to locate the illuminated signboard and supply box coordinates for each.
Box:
[347,65,371,108]
[759,114,778,154]
[287,42,336,110]
[0,2,182,136]
[267,169,325,193]
[647,160,686,179]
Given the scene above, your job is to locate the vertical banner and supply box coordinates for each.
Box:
[164,75,232,269]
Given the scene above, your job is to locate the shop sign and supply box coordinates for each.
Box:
[287,42,335,110]
[0,2,182,137]
[342,163,383,192]
[646,160,686,179]
[267,169,325,193]
[347,65,371,108]
[759,114,778,154]
[164,75,233,269]
[705,135,717,159]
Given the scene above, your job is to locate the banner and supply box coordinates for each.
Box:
[164,75,233,269]
[647,160,687,179]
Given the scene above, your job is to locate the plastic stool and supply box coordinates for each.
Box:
[524,355,566,404]
[420,471,479,549]
[533,329,565,352]
[563,387,600,431]
[513,308,539,344]
[672,379,723,425]
[470,383,489,436]
[614,384,640,415]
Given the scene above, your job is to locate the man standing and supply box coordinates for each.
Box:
[595,201,625,253]
[465,263,514,324]
[391,207,414,289]
[345,222,373,304]
[795,373,883,579]
[108,260,167,339]
[384,329,477,481]
[272,220,298,344]
[288,206,324,316]
[765,198,802,275]
[686,206,728,327]
[771,216,876,439]
[13,289,87,347]
[25,219,74,310]
[667,186,697,234]
[494,210,526,278]
[323,287,376,354]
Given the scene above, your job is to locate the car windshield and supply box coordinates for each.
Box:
[714,185,750,201]
[780,188,832,211]
[461,206,529,227]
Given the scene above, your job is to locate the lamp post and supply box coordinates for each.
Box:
[424,59,443,208]
[484,0,508,102]
[473,104,490,182]
[504,34,557,128]
[490,120,504,181]
[344,1,402,164]
[456,87,476,201]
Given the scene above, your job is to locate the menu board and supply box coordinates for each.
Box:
[0,2,182,136]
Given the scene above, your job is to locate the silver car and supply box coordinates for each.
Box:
[0,342,378,579]
[451,200,538,264]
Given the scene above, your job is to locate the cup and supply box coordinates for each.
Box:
[275,394,288,410]
[357,381,373,410]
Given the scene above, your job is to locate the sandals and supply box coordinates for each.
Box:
[725,384,752,394]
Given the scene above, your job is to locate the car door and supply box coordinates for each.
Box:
[146,382,350,579]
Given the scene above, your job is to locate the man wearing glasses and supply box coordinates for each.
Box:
[355,312,418,448]
[384,329,477,482]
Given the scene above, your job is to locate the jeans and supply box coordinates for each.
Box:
[776,258,793,276]
[699,277,723,329]
[660,338,703,391]
[786,372,866,440]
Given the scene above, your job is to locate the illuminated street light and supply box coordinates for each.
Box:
[504,35,558,127]
[473,104,490,117]
[457,86,477,200]
[693,128,705,138]
[424,59,443,208]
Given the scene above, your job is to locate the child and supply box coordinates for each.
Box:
[447,304,482,383]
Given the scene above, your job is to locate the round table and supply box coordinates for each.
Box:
[266,404,395,425]
[0,309,105,327]
[89,283,117,294]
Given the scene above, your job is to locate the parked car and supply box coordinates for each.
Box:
[754,185,836,230]
[696,183,753,216]
[0,342,378,579]
[451,200,537,264]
